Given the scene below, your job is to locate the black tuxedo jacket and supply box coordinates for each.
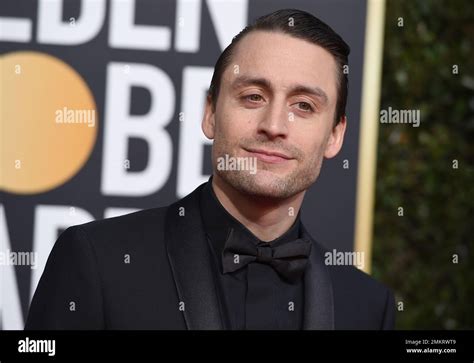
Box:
[25,182,395,330]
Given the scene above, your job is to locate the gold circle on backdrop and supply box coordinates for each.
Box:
[1,51,98,194]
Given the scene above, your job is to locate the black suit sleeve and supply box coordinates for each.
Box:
[381,288,396,330]
[25,226,105,330]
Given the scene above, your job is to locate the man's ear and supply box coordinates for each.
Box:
[201,94,216,140]
[324,115,347,158]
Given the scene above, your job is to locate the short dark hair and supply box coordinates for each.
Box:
[208,8,350,126]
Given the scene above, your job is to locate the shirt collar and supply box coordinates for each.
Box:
[199,176,302,270]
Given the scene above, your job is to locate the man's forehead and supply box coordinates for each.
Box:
[222,31,338,93]
[231,30,335,62]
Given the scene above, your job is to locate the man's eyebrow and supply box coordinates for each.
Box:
[289,85,329,106]
[231,76,272,91]
[231,75,328,105]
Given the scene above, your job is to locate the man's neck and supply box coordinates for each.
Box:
[211,174,305,242]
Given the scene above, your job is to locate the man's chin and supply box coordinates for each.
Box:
[219,170,301,200]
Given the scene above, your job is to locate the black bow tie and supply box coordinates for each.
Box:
[222,228,312,283]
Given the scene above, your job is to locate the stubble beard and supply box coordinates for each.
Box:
[212,135,326,200]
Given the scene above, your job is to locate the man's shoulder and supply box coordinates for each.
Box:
[309,238,393,297]
[56,184,206,258]
[309,239,395,328]
[60,206,169,254]
[79,206,167,234]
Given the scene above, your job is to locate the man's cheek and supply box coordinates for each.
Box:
[305,144,323,163]
[225,123,247,142]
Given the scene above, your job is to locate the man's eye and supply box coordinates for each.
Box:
[244,94,263,102]
[297,102,314,112]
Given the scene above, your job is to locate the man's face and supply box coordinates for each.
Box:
[202,31,347,199]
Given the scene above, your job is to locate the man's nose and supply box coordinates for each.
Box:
[256,99,290,139]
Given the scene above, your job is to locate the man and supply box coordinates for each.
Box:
[25,9,395,330]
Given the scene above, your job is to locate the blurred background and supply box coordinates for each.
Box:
[373,0,474,329]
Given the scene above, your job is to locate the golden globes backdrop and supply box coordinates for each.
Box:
[0,0,380,329]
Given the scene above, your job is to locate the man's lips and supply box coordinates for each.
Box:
[244,148,293,164]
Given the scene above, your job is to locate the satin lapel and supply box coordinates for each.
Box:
[164,183,224,330]
[301,225,335,330]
